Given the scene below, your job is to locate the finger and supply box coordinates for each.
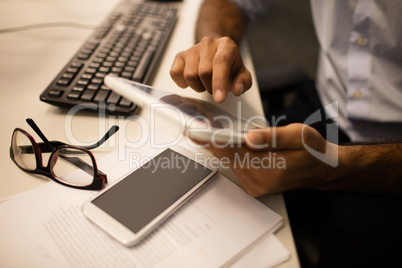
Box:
[160,94,183,105]
[212,53,230,103]
[170,54,188,88]
[232,68,252,96]
[212,39,236,102]
[175,103,198,115]
[182,53,206,92]
[198,47,214,94]
[245,124,306,150]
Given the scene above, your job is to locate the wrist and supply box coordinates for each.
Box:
[195,0,245,44]
[312,145,358,191]
[195,32,226,44]
[315,143,402,195]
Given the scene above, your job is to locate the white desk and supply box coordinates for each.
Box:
[0,0,299,267]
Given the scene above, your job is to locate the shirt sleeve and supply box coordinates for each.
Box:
[230,0,272,23]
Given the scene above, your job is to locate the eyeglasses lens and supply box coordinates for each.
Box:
[12,130,37,171]
[51,148,95,187]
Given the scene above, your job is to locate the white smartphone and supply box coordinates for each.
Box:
[104,75,263,144]
[82,146,217,246]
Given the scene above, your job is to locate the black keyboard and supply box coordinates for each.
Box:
[40,1,177,114]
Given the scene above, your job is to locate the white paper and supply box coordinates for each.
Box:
[231,235,290,268]
[0,139,288,267]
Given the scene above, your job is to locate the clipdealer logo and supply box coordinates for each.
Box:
[302,101,339,167]
[63,101,340,169]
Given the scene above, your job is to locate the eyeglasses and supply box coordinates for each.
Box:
[10,118,119,190]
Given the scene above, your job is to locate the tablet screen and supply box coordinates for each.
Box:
[124,79,262,132]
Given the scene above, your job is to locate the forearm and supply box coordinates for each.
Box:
[319,143,402,195]
[195,0,246,44]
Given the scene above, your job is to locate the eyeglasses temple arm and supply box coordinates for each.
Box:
[27,118,119,152]
[26,118,54,151]
[80,125,119,150]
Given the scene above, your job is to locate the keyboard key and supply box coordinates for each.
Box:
[106,91,121,104]
[118,56,129,63]
[78,53,90,60]
[92,78,103,84]
[70,62,83,68]
[80,89,96,101]
[66,67,80,73]
[121,71,133,78]
[111,67,123,73]
[56,79,70,86]
[89,62,101,69]
[94,89,110,102]
[62,73,74,80]
[48,89,63,98]
[119,97,132,108]
[124,66,135,72]
[126,61,138,67]
[67,91,81,100]
[109,51,119,57]
[132,50,154,82]
[81,74,93,80]
[114,62,125,68]
[106,56,117,62]
[102,61,114,67]
[85,68,97,74]
[96,52,108,59]
[77,79,89,86]
[99,67,111,73]
[72,86,85,92]
[95,72,107,78]
[93,57,103,64]
[87,83,100,91]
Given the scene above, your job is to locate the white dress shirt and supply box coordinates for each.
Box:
[231,0,402,141]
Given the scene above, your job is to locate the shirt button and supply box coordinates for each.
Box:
[353,91,362,99]
[355,37,367,47]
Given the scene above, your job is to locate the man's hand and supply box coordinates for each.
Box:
[170,36,252,103]
[192,124,338,197]
[191,123,402,197]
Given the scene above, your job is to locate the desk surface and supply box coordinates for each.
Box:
[0,0,298,267]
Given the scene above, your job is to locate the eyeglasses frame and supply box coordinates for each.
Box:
[9,118,118,190]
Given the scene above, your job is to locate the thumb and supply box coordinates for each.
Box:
[246,124,306,151]
[245,128,273,150]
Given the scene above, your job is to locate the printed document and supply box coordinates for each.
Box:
[0,139,289,267]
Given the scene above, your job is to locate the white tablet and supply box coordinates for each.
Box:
[104,75,262,144]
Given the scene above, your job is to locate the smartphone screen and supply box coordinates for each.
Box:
[91,148,214,234]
